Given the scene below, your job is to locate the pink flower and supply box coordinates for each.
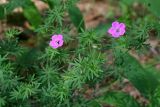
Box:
[108,21,126,38]
[49,34,64,49]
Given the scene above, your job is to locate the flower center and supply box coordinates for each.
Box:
[116,29,120,33]
[56,41,60,45]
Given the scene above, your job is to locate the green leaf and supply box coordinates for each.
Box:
[120,0,160,17]
[121,0,135,5]
[143,0,160,17]
[10,83,38,100]
[0,97,6,107]
[0,0,26,19]
[97,91,140,107]
[0,5,5,19]
[22,0,42,29]
[5,28,21,39]
[87,100,101,107]
[16,48,38,70]
[42,0,60,8]
[148,86,160,107]
[95,23,111,36]
[120,52,160,99]
[5,0,27,13]
[0,39,23,56]
[68,5,85,32]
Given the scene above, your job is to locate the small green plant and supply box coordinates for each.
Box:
[0,0,160,107]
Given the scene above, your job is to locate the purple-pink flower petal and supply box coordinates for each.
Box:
[49,40,59,49]
[119,23,125,29]
[107,21,126,38]
[51,35,58,40]
[119,29,126,35]
[112,32,121,38]
[57,34,63,40]
[49,34,64,49]
[112,21,119,28]
[108,27,115,34]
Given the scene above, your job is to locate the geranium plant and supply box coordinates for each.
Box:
[0,0,160,107]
